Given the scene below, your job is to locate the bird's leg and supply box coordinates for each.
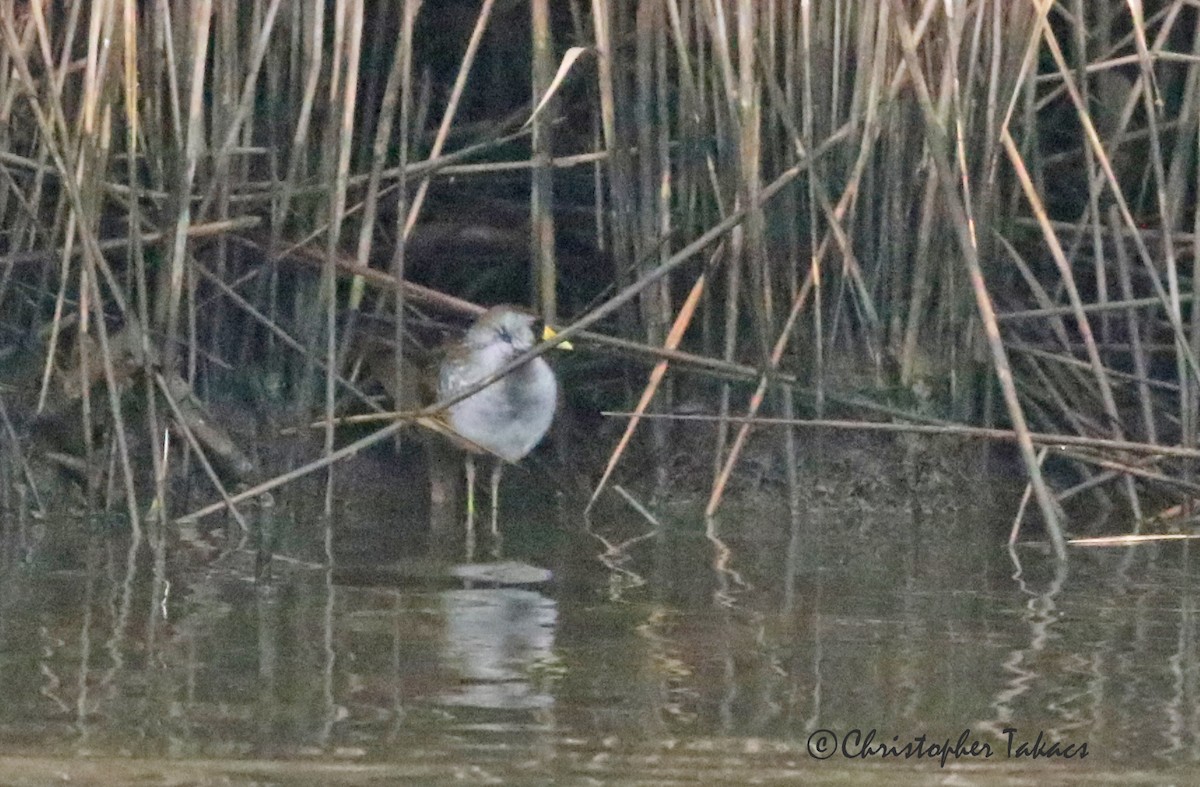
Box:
[464,454,476,561]
[489,460,504,557]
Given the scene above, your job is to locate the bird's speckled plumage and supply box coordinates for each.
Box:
[437,306,558,463]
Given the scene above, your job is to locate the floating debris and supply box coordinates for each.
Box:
[450,560,553,585]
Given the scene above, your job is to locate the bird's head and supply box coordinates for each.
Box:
[463,305,572,354]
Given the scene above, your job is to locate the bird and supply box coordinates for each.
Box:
[434,305,570,550]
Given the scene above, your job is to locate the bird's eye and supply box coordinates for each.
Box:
[497,326,513,344]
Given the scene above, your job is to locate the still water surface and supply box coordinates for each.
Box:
[0,458,1198,785]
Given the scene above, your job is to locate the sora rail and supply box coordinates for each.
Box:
[432,305,570,539]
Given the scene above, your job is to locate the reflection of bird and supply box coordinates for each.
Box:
[434,305,569,547]
[437,587,557,710]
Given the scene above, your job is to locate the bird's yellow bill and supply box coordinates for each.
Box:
[543,325,573,350]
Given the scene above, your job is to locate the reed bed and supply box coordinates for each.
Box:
[0,0,1198,560]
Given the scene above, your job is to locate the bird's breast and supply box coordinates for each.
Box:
[440,356,558,462]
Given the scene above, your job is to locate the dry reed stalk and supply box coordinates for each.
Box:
[531,0,557,323]
[1168,7,1200,458]
[319,0,364,514]
[0,396,45,517]
[1110,205,1159,444]
[159,0,211,376]
[191,259,382,412]
[122,0,168,522]
[272,233,814,387]
[705,263,815,518]
[590,0,636,342]
[635,0,665,484]
[402,0,495,240]
[1042,14,1199,383]
[389,0,419,436]
[890,0,1065,557]
[589,268,708,510]
[997,293,1198,322]
[1001,133,1134,450]
[1008,344,1176,394]
[607,410,1200,462]
[154,373,251,533]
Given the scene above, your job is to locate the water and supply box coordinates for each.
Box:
[0,450,1198,785]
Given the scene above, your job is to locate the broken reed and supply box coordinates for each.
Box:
[0,2,1198,556]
